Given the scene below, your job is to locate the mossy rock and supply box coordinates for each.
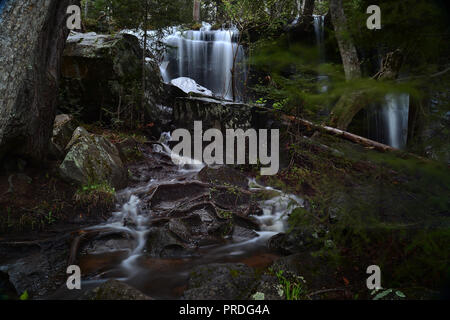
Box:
[59,127,127,189]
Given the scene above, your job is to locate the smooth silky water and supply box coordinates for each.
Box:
[48,135,303,299]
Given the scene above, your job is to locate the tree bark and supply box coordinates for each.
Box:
[373,49,403,80]
[0,0,80,162]
[302,0,315,17]
[329,0,361,80]
[142,0,149,124]
[327,0,363,130]
[193,0,201,22]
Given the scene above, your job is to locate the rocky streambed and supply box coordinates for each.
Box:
[0,135,304,300]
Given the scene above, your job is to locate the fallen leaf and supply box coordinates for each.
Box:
[343,277,350,286]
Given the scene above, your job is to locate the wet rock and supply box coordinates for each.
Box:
[232,214,261,231]
[210,187,253,210]
[4,240,69,298]
[80,232,135,255]
[168,211,232,246]
[184,263,257,300]
[0,271,18,300]
[81,279,152,300]
[268,226,325,255]
[173,96,253,132]
[59,127,127,189]
[198,165,249,189]
[232,226,259,241]
[145,227,193,258]
[0,0,79,161]
[49,114,78,159]
[59,32,164,126]
[146,182,209,211]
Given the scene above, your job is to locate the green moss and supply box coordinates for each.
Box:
[74,182,116,214]
[229,269,242,278]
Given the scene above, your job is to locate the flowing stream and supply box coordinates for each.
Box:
[47,134,303,299]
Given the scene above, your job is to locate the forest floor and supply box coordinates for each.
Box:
[255,122,450,299]
[0,123,449,300]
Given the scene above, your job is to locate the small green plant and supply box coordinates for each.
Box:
[371,288,406,300]
[19,290,29,300]
[74,182,116,213]
[255,97,267,105]
[45,211,56,225]
[272,99,288,110]
[274,269,307,300]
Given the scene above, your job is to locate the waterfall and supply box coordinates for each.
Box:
[313,15,325,62]
[161,23,247,101]
[313,15,328,92]
[382,93,410,149]
[368,93,410,149]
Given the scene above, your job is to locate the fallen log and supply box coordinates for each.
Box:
[257,105,397,152]
[281,114,396,152]
[259,106,429,162]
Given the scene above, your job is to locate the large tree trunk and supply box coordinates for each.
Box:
[302,0,315,17]
[0,0,80,162]
[328,0,363,130]
[329,0,361,80]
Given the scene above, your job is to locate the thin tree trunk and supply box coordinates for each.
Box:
[141,1,149,125]
[84,0,89,17]
[193,0,201,22]
[329,0,361,80]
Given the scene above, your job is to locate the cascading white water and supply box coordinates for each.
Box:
[367,93,410,149]
[313,15,325,62]
[249,179,304,233]
[313,15,328,92]
[382,93,410,149]
[161,23,247,101]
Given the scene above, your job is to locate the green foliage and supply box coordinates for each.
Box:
[273,269,307,300]
[74,182,116,213]
[19,290,29,301]
[222,0,298,33]
[371,288,406,300]
[251,37,421,119]
[344,0,449,74]
[82,0,192,32]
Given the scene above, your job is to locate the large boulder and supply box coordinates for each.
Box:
[49,114,78,159]
[59,32,164,126]
[0,0,80,161]
[82,279,152,300]
[183,263,257,300]
[0,271,18,300]
[59,127,127,189]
